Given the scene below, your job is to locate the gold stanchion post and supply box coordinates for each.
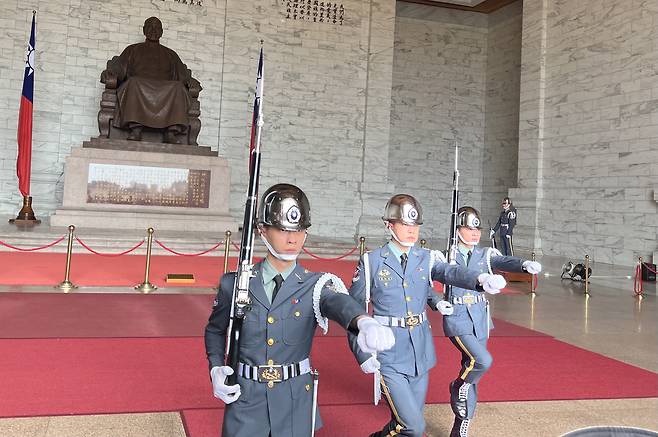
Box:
[223,230,232,274]
[584,254,590,295]
[135,228,157,293]
[420,239,427,249]
[530,252,537,294]
[55,225,77,292]
[637,256,644,299]
[358,236,366,256]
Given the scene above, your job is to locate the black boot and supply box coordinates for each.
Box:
[449,379,471,419]
[449,417,471,437]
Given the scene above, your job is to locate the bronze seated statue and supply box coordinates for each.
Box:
[98,17,202,145]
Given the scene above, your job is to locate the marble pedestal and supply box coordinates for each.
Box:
[50,140,237,233]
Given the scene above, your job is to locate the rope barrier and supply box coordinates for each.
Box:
[643,264,657,274]
[0,235,66,251]
[154,239,223,257]
[302,246,358,261]
[232,242,241,251]
[75,237,144,257]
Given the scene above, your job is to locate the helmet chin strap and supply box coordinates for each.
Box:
[387,226,415,248]
[458,231,480,247]
[260,233,306,262]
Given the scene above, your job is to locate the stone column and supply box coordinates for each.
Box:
[508,0,548,255]
[355,0,397,242]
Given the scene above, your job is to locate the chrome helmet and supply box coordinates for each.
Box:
[259,183,311,231]
[457,206,482,229]
[383,194,423,225]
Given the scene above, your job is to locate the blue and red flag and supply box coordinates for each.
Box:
[17,12,36,197]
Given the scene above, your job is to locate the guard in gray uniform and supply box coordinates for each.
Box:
[205,184,395,437]
[491,197,516,255]
[347,195,508,437]
[446,206,542,437]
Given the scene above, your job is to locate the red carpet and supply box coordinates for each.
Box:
[0,293,545,339]
[1,336,655,419]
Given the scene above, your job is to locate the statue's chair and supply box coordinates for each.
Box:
[98,56,202,146]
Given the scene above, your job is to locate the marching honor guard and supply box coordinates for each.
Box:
[204,183,395,437]
[445,206,541,437]
[347,194,508,437]
[491,197,517,255]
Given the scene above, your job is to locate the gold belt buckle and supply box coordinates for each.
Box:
[405,314,421,327]
[463,294,476,305]
[258,365,283,384]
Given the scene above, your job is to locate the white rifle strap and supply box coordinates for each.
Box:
[362,252,381,405]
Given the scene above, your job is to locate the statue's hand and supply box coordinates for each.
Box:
[100,70,117,84]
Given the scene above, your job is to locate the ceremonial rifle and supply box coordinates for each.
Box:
[444,142,460,303]
[225,44,264,385]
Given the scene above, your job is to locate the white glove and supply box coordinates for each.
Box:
[356,317,395,354]
[477,273,506,294]
[360,356,381,374]
[210,366,241,404]
[523,260,542,274]
[436,300,454,315]
[489,229,495,239]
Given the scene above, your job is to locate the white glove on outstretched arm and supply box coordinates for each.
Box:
[356,316,395,354]
[489,229,495,239]
[522,260,542,275]
[477,273,506,294]
[360,356,381,374]
[436,300,454,316]
[210,366,241,404]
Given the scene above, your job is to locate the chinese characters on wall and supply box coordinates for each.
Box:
[285,1,345,25]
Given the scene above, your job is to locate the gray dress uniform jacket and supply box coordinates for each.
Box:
[205,262,366,437]
[347,245,482,376]
[442,247,524,339]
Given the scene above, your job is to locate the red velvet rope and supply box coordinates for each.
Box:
[154,239,223,257]
[642,263,657,274]
[0,235,65,251]
[302,246,358,261]
[75,237,144,257]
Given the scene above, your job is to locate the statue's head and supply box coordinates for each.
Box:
[143,17,163,42]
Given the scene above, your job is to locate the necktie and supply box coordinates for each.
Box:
[272,274,284,302]
[400,253,408,273]
[467,251,472,265]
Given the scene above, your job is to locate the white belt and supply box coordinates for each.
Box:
[238,358,311,384]
[452,294,487,305]
[374,311,427,328]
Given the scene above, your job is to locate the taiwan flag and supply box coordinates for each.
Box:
[17,12,36,197]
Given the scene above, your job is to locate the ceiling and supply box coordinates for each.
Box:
[398,0,520,14]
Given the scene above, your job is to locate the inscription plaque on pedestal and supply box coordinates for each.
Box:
[87,163,210,208]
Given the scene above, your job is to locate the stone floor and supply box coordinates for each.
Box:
[0,250,656,437]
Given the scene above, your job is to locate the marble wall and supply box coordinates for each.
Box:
[513,0,658,265]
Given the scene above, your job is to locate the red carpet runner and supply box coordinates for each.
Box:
[0,292,546,339]
[0,336,655,419]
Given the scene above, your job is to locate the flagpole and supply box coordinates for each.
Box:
[11,10,40,225]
